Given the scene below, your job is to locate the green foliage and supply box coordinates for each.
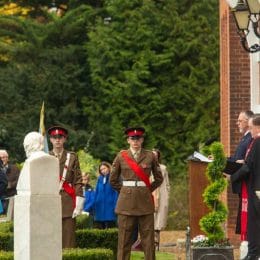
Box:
[192,237,230,248]
[85,0,220,174]
[0,0,220,179]
[0,221,13,233]
[0,6,94,162]
[77,150,99,184]
[0,221,117,255]
[131,251,174,260]
[0,232,13,251]
[63,248,113,260]
[0,248,114,260]
[199,142,228,244]
[0,251,13,260]
[76,228,118,256]
[76,214,94,229]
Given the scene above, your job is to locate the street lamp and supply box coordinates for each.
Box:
[48,0,67,16]
[226,0,260,52]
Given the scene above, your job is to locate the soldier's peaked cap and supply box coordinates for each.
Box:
[47,126,68,137]
[124,127,145,137]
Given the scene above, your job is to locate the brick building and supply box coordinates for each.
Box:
[220,0,260,245]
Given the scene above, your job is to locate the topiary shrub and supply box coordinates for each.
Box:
[198,142,229,246]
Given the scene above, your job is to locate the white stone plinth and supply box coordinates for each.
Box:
[14,195,62,260]
[14,152,61,260]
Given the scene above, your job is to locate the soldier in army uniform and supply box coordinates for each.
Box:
[110,127,163,260]
[48,126,84,248]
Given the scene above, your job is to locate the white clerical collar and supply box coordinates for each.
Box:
[244,130,250,136]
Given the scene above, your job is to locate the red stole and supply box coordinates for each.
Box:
[60,176,76,208]
[241,136,260,240]
[241,180,248,241]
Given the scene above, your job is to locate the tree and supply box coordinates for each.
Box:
[85,0,220,175]
[0,5,95,161]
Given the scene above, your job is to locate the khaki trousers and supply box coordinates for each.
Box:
[62,217,76,248]
[117,214,155,260]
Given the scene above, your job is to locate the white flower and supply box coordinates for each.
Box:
[191,234,208,243]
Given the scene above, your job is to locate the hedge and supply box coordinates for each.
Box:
[76,214,94,230]
[0,222,13,233]
[76,228,118,256]
[63,248,113,260]
[0,216,93,233]
[0,221,118,257]
[0,251,13,260]
[0,232,13,252]
[0,248,113,260]
[0,219,118,258]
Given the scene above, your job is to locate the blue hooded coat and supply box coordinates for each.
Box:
[94,174,118,222]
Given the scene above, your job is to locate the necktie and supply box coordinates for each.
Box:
[134,152,139,161]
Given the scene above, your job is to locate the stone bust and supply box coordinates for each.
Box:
[23,132,46,160]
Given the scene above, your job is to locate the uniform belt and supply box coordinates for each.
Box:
[122,181,146,187]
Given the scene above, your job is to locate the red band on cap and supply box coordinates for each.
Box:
[50,129,66,136]
[127,130,143,137]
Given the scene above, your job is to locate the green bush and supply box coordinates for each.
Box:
[199,142,228,244]
[0,221,13,233]
[76,228,118,256]
[0,248,113,260]
[0,221,118,255]
[0,232,13,251]
[76,214,93,230]
[63,248,113,260]
[0,250,13,260]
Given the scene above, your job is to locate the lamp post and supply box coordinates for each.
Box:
[226,0,260,52]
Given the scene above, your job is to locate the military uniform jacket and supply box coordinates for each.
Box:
[110,149,163,216]
[50,150,83,218]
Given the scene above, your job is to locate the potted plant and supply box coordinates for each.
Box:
[191,142,234,260]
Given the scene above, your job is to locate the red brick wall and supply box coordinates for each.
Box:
[219,0,250,246]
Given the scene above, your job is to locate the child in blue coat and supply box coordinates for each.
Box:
[94,162,118,229]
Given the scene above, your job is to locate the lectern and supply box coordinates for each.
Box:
[188,160,210,239]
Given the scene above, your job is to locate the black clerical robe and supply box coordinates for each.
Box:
[231,137,260,256]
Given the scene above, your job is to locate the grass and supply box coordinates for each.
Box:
[130,251,175,260]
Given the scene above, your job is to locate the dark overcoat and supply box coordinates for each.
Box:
[110,148,163,216]
[231,138,260,250]
[229,131,252,194]
[5,164,20,197]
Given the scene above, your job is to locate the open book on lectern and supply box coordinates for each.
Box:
[193,151,213,163]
